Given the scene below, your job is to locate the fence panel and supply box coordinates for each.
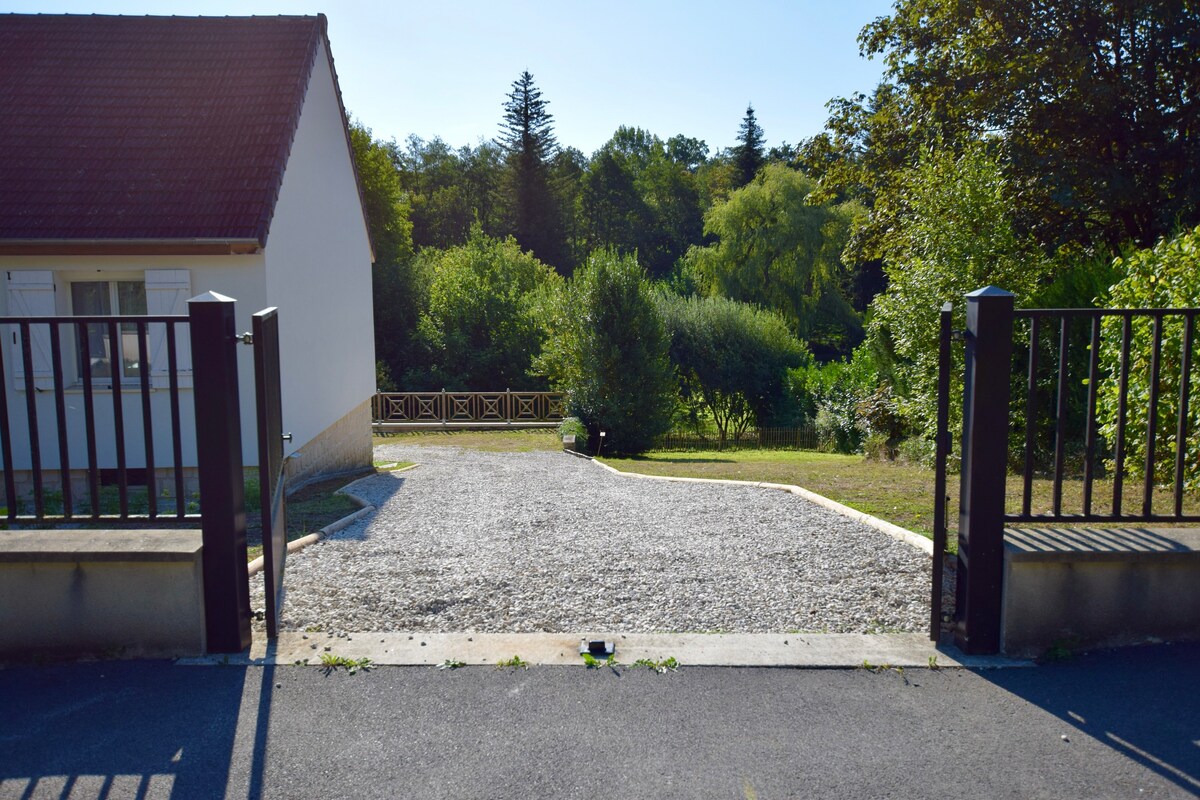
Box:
[1008,308,1200,524]
[0,314,196,524]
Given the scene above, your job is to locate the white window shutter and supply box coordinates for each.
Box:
[6,270,56,388]
[145,269,192,388]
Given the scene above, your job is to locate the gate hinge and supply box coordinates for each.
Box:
[951,329,968,341]
[239,332,254,345]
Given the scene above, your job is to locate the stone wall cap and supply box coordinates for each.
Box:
[1005,526,1200,563]
[0,529,202,563]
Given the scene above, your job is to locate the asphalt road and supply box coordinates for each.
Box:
[2,643,1198,799]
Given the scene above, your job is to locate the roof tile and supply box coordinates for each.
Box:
[0,14,324,245]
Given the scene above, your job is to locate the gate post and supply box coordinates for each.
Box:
[190,292,252,653]
[955,286,1014,654]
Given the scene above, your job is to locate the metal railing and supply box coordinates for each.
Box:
[373,391,566,426]
[1008,307,1200,524]
[0,314,194,523]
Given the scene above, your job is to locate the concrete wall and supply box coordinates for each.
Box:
[1001,526,1200,656]
[0,529,206,658]
[263,35,375,479]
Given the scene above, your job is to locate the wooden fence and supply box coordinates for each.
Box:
[373,391,566,428]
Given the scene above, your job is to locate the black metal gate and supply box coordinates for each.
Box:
[252,308,288,639]
[929,302,955,642]
[932,287,1200,654]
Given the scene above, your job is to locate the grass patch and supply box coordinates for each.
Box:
[601,450,940,538]
[245,474,362,562]
[373,429,561,452]
[600,449,1200,547]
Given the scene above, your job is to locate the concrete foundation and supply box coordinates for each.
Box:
[1002,526,1200,656]
[0,529,206,658]
[285,398,372,490]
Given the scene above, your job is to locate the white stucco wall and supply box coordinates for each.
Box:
[0,256,267,469]
[263,36,375,465]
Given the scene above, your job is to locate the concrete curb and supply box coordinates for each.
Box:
[246,464,419,577]
[177,631,1031,669]
[592,459,934,555]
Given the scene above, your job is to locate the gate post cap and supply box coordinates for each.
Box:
[188,291,236,304]
[965,286,1014,299]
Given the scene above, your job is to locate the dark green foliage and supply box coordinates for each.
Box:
[818,0,1200,259]
[657,293,808,447]
[348,122,420,389]
[581,127,704,280]
[497,71,569,270]
[534,249,676,454]
[786,347,881,453]
[1098,227,1200,492]
[733,104,766,187]
[683,163,865,358]
[408,228,560,390]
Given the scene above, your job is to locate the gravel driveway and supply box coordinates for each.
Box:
[264,446,931,634]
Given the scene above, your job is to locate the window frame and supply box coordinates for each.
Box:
[67,274,148,386]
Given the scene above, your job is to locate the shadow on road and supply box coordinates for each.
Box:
[981,642,1200,795]
[0,657,273,799]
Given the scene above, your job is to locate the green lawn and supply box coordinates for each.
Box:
[601,450,943,537]
[373,428,561,452]
[245,471,381,563]
[600,449,1200,542]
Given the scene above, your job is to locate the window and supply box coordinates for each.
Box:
[71,280,147,381]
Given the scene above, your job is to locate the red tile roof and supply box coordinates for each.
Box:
[0,14,347,250]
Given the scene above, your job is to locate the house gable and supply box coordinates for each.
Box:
[0,14,368,254]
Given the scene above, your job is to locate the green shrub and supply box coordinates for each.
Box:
[1098,226,1200,492]
[534,249,676,454]
[657,292,808,448]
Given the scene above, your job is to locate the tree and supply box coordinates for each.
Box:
[733,104,766,187]
[657,293,808,447]
[683,163,864,358]
[409,228,560,391]
[821,1,1200,258]
[348,122,419,388]
[497,71,568,269]
[533,249,676,454]
[580,127,705,279]
[869,143,1049,433]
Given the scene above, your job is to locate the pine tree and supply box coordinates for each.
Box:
[497,71,567,269]
[734,104,766,187]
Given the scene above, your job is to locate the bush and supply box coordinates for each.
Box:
[1098,226,1200,492]
[657,292,808,448]
[408,227,561,390]
[534,249,676,454]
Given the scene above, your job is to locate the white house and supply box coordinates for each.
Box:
[0,14,375,490]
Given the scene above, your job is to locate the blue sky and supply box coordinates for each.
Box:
[5,1,896,155]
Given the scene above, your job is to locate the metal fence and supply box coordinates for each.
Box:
[1009,307,1200,524]
[0,314,194,522]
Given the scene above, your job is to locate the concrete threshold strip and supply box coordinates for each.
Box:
[178,632,1029,669]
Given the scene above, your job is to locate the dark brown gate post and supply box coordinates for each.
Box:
[955,286,1014,654]
[190,291,252,654]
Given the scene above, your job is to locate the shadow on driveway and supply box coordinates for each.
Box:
[980,642,1200,795]
[0,657,275,799]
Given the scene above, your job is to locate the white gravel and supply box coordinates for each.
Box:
[261,445,932,635]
